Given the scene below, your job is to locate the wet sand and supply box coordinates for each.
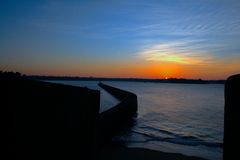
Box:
[97,147,207,160]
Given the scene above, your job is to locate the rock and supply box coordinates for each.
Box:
[224,74,240,160]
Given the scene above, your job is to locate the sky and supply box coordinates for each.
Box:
[0,0,240,79]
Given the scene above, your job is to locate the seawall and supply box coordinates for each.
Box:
[97,82,138,143]
[3,75,100,160]
[4,73,138,159]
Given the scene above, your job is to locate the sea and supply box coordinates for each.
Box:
[48,80,224,160]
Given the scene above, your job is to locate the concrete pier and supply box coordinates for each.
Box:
[3,74,100,160]
[3,73,138,159]
[97,82,138,143]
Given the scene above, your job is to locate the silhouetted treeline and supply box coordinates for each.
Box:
[29,75,225,84]
[0,71,225,84]
[0,71,23,78]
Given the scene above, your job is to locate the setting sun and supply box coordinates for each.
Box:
[1,0,240,80]
[3,1,239,160]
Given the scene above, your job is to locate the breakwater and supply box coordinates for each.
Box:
[97,82,138,143]
[3,74,100,160]
[3,73,138,159]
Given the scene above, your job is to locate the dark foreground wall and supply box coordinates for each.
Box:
[224,74,240,160]
[97,83,138,143]
[2,75,100,160]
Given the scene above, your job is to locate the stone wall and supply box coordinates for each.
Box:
[3,73,139,159]
[97,82,138,144]
[3,75,100,160]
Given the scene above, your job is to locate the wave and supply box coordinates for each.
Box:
[130,126,223,148]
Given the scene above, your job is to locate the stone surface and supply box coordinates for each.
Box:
[2,74,100,160]
[224,74,240,160]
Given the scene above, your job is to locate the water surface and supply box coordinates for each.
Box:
[49,80,224,160]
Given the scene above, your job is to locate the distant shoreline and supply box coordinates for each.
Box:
[29,75,225,84]
[0,71,225,84]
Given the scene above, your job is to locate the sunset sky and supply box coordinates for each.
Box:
[1,0,240,79]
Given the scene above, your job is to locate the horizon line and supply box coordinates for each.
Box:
[0,71,227,81]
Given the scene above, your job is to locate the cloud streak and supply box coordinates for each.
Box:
[1,0,240,79]
[138,40,213,65]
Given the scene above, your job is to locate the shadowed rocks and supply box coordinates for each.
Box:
[224,74,240,160]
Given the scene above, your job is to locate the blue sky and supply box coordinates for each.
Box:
[0,0,240,79]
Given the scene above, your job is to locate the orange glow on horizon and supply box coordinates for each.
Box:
[4,58,239,80]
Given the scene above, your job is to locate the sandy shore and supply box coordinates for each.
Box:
[97,147,207,160]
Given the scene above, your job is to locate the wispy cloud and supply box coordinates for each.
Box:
[26,0,240,41]
[138,40,213,65]
[1,0,240,79]
[109,0,240,38]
